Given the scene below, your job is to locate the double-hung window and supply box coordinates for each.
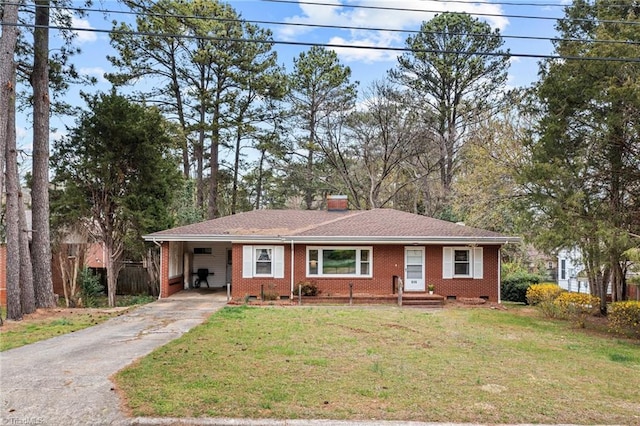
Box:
[443,247,483,279]
[307,247,372,277]
[454,249,471,277]
[242,245,284,278]
[254,247,273,276]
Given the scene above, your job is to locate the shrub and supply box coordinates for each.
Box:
[526,283,564,306]
[79,267,104,308]
[501,272,542,303]
[526,283,564,318]
[262,283,279,301]
[609,301,640,339]
[553,292,600,327]
[297,281,319,296]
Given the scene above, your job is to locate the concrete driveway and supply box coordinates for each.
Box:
[0,289,227,426]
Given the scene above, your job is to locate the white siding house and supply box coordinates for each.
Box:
[557,248,590,293]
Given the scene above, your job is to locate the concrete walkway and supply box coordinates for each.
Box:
[1,289,227,426]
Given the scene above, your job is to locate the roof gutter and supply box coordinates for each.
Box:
[143,234,521,245]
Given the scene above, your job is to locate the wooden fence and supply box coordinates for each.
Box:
[117,263,151,295]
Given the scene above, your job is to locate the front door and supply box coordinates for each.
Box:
[404,247,425,291]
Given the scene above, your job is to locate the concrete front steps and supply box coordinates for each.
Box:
[401,292,446,307]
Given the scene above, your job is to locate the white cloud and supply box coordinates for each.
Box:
[71,16,97,44]
[79,67,106,83]
[328,31,402,63]
[279,0,509,63]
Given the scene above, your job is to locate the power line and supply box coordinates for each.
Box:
[13,2,640,49]
[263,0,640,26]
[420,0,633,8]
[6,21,640,63]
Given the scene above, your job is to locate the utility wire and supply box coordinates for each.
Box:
[6,21,640,63]
[263,0,640,26]
[420,0,635,8]
[12,1,640,48]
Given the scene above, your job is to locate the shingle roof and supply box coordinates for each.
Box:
[144,209,518,244]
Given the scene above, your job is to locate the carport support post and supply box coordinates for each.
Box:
[226,283,230,302]
[298,284,302,305]
[398,278,403,306]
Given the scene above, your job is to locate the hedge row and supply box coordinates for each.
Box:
[526,284,600,327]
[500,272,542,303]
[609,301,640,339]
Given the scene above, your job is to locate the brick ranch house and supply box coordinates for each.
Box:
[144,198,519,302]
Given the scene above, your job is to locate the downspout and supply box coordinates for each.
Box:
[152,239,162,300]
[290,240,295,300]
[498,245,503,304]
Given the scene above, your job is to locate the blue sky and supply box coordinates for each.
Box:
[17,0,568,156]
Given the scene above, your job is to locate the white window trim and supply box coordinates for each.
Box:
[242,245,285,279]
[443,247,483,280]
[306,246,373,278]
[254,246,274,277]
[453,248,472,278]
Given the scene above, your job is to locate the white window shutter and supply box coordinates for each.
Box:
[274,246,285,278]
[473,247,483,279]
[242,246,253,278]
[443,247,453,279]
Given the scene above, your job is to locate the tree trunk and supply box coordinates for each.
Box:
[208,94,221,219]
[169,59,190,178]
[304,112,316,210]
[105,241,118,308]
[0,2,20,199]
[19,193,36,314]
[255,148,266,209]
[5,73,22,321]
[31,0,56,309]
[146,247,160,298]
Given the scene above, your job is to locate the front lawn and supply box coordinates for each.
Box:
[115,306,640,424]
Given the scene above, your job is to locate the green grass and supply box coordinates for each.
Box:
[0,309,128,351]
[115,306,640,424]
[1,294,155,351]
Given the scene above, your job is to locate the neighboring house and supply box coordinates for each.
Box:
[144,196,519,302]
[526,246,557,282]
[558,248,640,300]
[557,248,590,294]
[52,240,108,296]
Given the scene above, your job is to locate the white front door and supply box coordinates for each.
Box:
[405,247,425,291]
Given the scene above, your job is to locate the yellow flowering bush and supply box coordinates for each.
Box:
[526,283,564,305]
[526,283,565,318]
[553,292,600,327]
[609,301,640,339]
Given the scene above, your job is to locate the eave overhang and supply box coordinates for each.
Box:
[143,234,521,245]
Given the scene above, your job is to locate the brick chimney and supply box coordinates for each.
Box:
[327,195,348,211]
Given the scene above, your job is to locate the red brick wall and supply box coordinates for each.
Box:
[424,245,500,301]
[231,243,501,301]
[231,244,293,298]
[0,245,6,306]
[293,244,404,296]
